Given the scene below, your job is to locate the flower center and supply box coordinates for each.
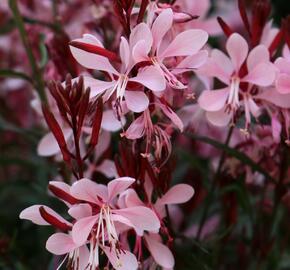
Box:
[227,76,240,111]
[151,57,186,89]
[86,205,122,269]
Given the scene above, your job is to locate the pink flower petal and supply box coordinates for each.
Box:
[151,8,173,52]
[206,109,231,127]
[20,205,71,227]
[199,50,232,85]
[19,205,49,225]
[275,57,290,74]
[173,50,208,75]
[83,77,116,98]
[157,184,194,205]
[113,206,160,234]
[72,215,98,245]
[276,74,290,94]
[130,66,166,92]
[132,40,150,63]
[124,189,144,207]
[158,103,184,131]
[108,177,135,202]
[256,88,290,108]
[102,246,138,270]
[125,91,149,113]
[123,114,145,140]
[247,45,270,71]
[242,63,276,86]
[70,35,119,74]
[226,33,248,72]
[160,29,208,59]
[70,178,107,204]
[101,110,123,132]
[37,129,72,157]
[198,88,229,111]
[144,234,175,268]
[120,37,131,71]
[68,203,92,220]
[96,159,118,179]
[46,233,77,255]
[130,22,152,51]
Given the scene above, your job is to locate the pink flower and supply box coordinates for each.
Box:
[123,99,183,161]
[275,46,290,94]
[121,180,194,269]
[131,8,208,89]
[70,34,166,113]
[198,33,279,130]
[19,178,159,270]
[69,177,160,269]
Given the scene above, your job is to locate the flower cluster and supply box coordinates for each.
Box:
[1,0,290,269]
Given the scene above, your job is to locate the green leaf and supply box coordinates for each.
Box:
[188,134,277,184]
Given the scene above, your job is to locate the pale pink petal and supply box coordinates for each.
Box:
[151,9,173,52]
[19,205,71,227]
[160,29,208,59]
[96,159,118,179]
[256,89,290,108]
[206,109,231,127]
[101,110,123,132]
[124,114,145,140]
[73,34,104,47]
[157,184,194,206]
[130,66,166,92]
[120,37,131,71]
[123,189,144,207]
[247,45,270,71]
[226,33,248,72]
[37,129,72,157]
[70,42,119,74]
[276,74,290,94]
[144,234,174,269]
[70,178,107,204]
[83,77,116,98]
[49,181,71,195]
[125,91,149,113]
[79,245,90,270]
[173,50,208,75]
[113,206,160,234]
[198,88,229,111]
[211,49,234,77]
[272,114,282,143]
[102,246,138,270]
[275,57,290,74]
[158,103,184,131]
[72,215,98,245]
[242,63,276,86]
[19,205,49,225]
[108,177,135,202]
[132,40,150,63]
[129,22,153,50]
[68,203,92,220]
[46,233,76,255]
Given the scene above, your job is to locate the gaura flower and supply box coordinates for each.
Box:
[69,177,160,269]
[198,33,283,130]
[70,34,166,113]
[131,8,208,89]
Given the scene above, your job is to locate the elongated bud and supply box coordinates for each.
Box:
[39,207,72,231]
[42,105,72,163]
[69,41,120,62]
